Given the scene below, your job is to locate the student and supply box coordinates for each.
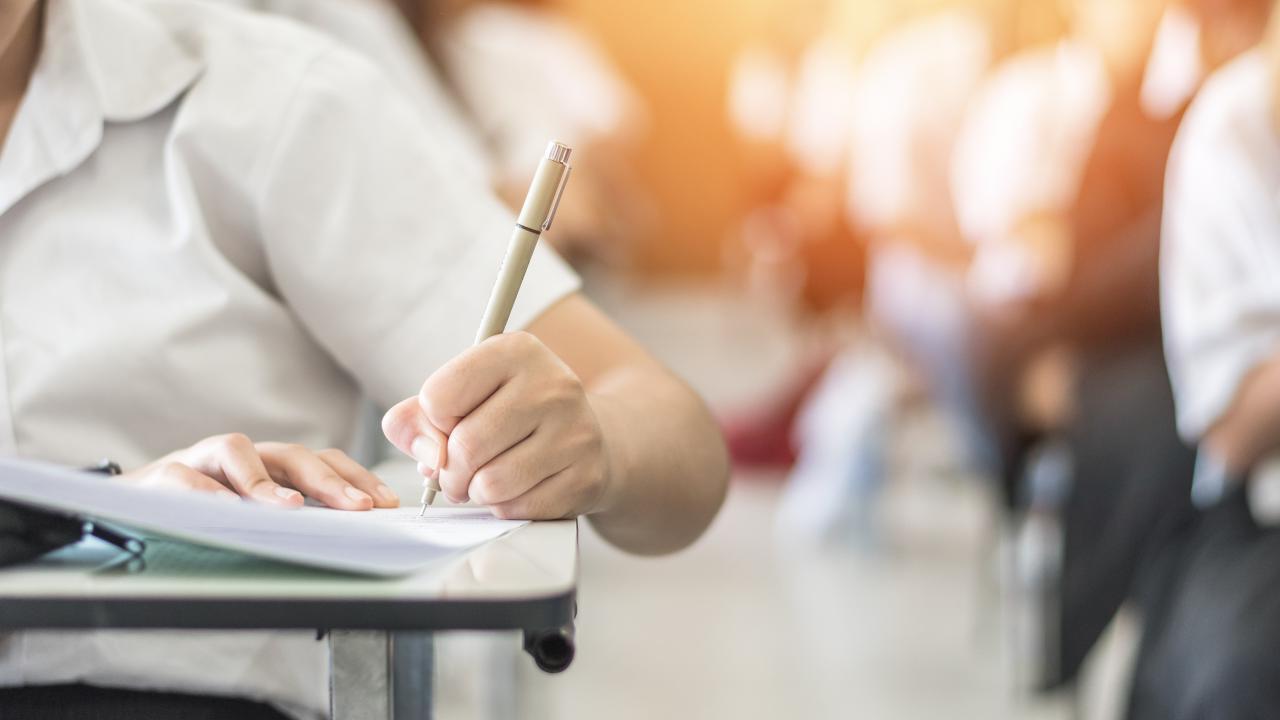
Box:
[0,0,729,717]
[953,0,1266,691]
[773,8,994,546]
[1139,2,1280,717]
[962,0,1269,696]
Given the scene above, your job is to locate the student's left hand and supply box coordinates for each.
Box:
[381,332,612,520]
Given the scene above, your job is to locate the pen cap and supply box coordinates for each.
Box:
[516,142,573,233]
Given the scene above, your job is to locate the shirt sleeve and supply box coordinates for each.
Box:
[1162,54,1280,441]
[253,47,581,409]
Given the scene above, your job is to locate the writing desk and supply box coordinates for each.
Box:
[0,515,578,720]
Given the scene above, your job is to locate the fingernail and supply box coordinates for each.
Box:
[411,435,439,468]
[274,486,301,500]
[375,485,398,504]
[345,486,372,503]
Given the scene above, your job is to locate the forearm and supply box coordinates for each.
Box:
[586,363,729,555]
[1205,356,1280,476]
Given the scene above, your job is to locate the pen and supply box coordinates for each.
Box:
[419,141,574,516]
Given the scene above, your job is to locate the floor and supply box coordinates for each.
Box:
[434,281,1132,720]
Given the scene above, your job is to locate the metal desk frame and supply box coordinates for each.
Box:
[0,519,578,719]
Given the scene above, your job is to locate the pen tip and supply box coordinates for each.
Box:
[417,504,427,518]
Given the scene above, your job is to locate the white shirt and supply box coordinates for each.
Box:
[845,11,991,238]
[214,0,491,182]
[0,0,579,716]
[951,40,1111,302]
[1162,50,1279,442]
[784,35,859,178]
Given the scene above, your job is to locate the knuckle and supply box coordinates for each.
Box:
[506,331,540,355]
[219,432,253,451]
[317,448,346,462]
[158,462,190,484]
[439,473,471,501]
[417,386,443,420]
[549,372,584,401]
[470,471,498,504]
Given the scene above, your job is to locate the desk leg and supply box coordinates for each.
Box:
[330,631,391,720]
[330,631,434,720]
[392,632,434,720]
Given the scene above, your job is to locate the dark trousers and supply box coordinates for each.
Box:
[0,683,290,720]
[1056,343,1197,684]
[1128,487,1280,720]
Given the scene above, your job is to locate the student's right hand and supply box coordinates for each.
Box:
[119,434,399,511]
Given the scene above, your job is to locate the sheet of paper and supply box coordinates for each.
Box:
[297,505,527,548]
[0,459,527,576]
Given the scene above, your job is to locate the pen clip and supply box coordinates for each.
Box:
[83,519,146,557]
[542,164,572,233]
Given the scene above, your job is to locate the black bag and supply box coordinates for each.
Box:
[0,499,85,568]
[0,460,139,568]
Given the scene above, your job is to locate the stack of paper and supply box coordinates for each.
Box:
[0,459,526,576]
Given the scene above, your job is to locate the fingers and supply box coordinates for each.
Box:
[256,443,374,511]
[489,468,594,521]
[382,396,432,459]
[383,397,449,479]
[130,462,239,500]
[437,381,544,502]
[465,429,571,507]
[417,333,545,434]
[316,448,399,508]
[181,433,302,507]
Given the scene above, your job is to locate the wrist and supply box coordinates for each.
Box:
[586,392,629,517]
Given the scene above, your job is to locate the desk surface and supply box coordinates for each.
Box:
[0,517,577,633]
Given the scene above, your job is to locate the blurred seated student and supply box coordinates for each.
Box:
[720,0,864,471]
[416,0,650,268]
[954,0,1269,691]
[1137,4,1280,718]
[772,7,996,546]
[0,0,728,717]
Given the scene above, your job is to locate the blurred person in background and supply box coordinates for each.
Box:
[769,1,1070,546]
[1137,2,1280,717]
[416,0,652,269]
[720,0,865,471]
[774,5,995,545]
[954,0,1269,694]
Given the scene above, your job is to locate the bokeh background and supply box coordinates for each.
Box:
[252,0,1275,717]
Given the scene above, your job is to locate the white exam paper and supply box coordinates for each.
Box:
[0,458,527,576]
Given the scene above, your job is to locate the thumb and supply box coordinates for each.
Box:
[381,397,449,473]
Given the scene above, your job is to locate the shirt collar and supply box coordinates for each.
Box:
[56,0,204,123]
[0,0,203,215]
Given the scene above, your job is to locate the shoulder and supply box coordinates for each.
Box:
[134,0,393,113]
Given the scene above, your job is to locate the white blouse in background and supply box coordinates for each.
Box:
[0,0,580,717]
[443,3,642,184]
[845,10,991,238]
[1161,50,1280,443]
[951,40,1111,303]
[725,34,860,178]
